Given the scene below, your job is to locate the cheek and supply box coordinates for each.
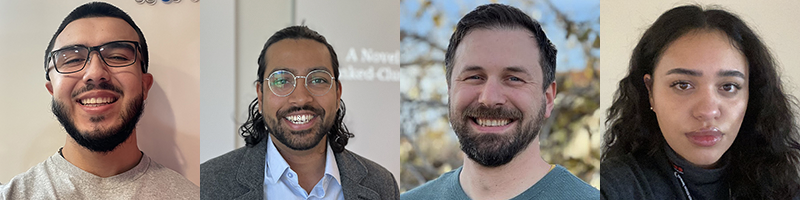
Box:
[50,78,77,99]
[318,96,339,114]
[651,89,684,136]
[449,86,478,110]
[264,97,282,114]
[116,74,144,92]
[723,94,748,130]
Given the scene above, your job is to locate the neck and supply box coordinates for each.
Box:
[62,129,143,178]
[271,134,328,193]
[460,137,551,200]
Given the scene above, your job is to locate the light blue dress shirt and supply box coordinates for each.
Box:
[264,136,344,200]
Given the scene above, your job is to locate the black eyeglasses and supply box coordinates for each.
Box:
[46,40,140,74]
[265,69,336,97]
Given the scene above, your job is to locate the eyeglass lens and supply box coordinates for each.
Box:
[268,70,334,96]
[52,41,137,73]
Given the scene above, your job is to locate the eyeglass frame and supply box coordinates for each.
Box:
[45,40,141,75]
[264,69,337,97]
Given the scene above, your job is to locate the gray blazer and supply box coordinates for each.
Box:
[200,138,399,200]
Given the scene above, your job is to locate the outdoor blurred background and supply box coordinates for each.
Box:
[400,0,600,192]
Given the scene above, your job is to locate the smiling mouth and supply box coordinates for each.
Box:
[472,118,513,127]
[286,114,315,124]
[78,97,119,107]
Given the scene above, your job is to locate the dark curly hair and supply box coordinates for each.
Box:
[239,26,353,153]
[603,5,800,199]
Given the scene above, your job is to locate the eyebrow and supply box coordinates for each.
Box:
[53,40,138,52]
[504,66,529,74]
[718,70,745,79]
[270,66,331,74]
[461,66,530,73]
[664,68,745,79]
[665,68,702,76]
[462,66,484,73]
[51,44,87,52]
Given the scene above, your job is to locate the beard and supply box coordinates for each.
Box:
[451,99,546,167]
[264,105,333,151]
[52,86,144,153]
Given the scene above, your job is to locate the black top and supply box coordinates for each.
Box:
[601,146,729,200]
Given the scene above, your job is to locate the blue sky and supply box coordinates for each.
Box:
[401,0,599,71]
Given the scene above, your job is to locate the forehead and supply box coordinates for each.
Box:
[655,30,747,75]
[264,39,333,74]
[54,17,139,48]
[454,28,541,73]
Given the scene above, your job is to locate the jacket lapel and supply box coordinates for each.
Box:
[336,150,381,200]
[233,138,268,200]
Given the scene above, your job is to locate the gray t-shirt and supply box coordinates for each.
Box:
[1,152,199,199]
[401,165,599,200]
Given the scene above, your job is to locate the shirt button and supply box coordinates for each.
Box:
[288,173,294,178]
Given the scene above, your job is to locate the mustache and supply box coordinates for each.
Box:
[277,105,324,117]
[462,105,522,119]
[71,82,124,98]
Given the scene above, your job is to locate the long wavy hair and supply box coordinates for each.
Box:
[239,26,353,153]
[603,5,800,199]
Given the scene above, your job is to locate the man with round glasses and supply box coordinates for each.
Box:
[1,2,198,199]
[201,26,399,199]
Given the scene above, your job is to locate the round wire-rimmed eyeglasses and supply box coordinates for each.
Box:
[265,69,336,97]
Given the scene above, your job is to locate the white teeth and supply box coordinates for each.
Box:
[476,118,510,127]
[80,97,115,106]
[286,114,315,124]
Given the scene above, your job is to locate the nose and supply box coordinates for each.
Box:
[82,52,111,83]
[692,87,721,121]
[287,78,313,106]
[477,78,507,107]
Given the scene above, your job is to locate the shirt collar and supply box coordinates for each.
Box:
[264,136,341,185]
[324,139,341,184]
[265,136,290,184]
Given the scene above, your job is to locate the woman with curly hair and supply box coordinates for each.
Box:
[601,5,800,200]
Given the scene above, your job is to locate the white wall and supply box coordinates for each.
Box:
[600,0,800,136]
[198,0,237,169]
[199,0,401,181]
[0,0,200,185]
[198,0,292,163]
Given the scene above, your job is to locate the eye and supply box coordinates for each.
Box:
[106,54,131,61]
[309,77,329,85]
[460,75,485,83]
[721,83,741,93]
[465,75,482,80]
[63,58,86,65]
[271,78,290,88]
[508,76,526,82]
[670,81,693,91]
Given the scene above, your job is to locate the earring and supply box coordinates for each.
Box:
[650,107,653,111]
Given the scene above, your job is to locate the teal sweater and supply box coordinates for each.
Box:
[401,165,598,200]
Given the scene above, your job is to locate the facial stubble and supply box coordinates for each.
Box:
[264,104,334,151]
[451,98,547,167]
[52,93,144,153]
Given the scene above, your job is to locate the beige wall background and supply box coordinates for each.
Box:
[600,0,800,136]
[0,0,200,185]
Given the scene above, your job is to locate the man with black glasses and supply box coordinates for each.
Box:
[1,2,198,199]
[201,26,399,199]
